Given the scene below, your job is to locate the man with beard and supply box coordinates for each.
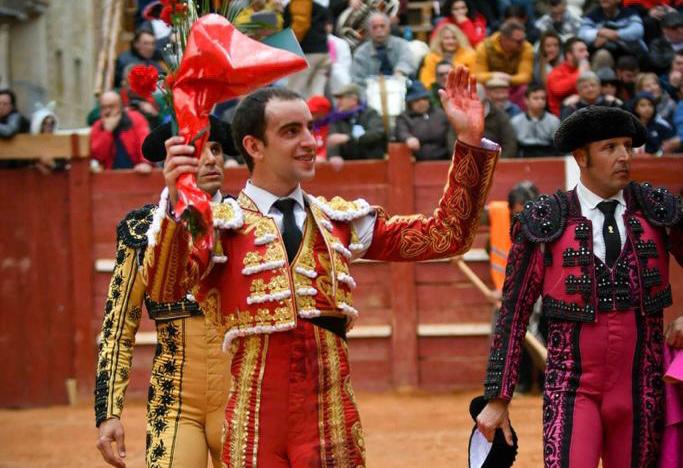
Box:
[477,106,683,468]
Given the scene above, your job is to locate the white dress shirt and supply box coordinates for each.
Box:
[575,180,627,265]
[242,180,376,259]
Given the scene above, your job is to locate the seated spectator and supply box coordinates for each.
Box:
[307,95,332,161]
[0,89,29,139]
[419,24,475,89]
[474,20,534,108]
[351,12,415,88]
[615,54,639,102]
[533,31,563,86]
[394,82,453,161]
[596,66,620,97]
[284,0,329,98]
[636,72,676,125]
[669,95,683,152]
[630,91,678,154]
[560,71,623,119]
[90,91,152,172]
[547,37,590,115]
[578,0,646,65]
[30,103,57,135]
[327,84,386,162]
[428,60,453,108]
[469,0,500,29]
[648,11,683,75]
[503,4,540,44]
[510,84,561,157]
[139,1,171,51]
[534,0,583,42]
[661,49,683,100]
[114,28,164,88]
[485,78,522,118]
[30,103,66,173]
[432,0,487,47]
[478,84,517,158]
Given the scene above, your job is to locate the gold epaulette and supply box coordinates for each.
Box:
[117,204,156,249]
[310,195,372,222]
[211,197,244,230]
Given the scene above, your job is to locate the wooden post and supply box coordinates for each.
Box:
[386,143,419,389]
[94,0,114,96]
[104,0,123,91]
[67,137,95,400]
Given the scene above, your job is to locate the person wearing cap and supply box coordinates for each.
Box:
[630,91,678,154]
[648,10,683,75]
[595,66,619,98]
[636,71,676,125]
[477,106,683,468]
[560,71,623,120]
[477,83,518,158]
[95,116,234,468]
[327,82,386,163]
[142,67,500,467]
[484,78,521,119]
[306,95,332,160]
[546,37,591,116]
[395,81,453,160]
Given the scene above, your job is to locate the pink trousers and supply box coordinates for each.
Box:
[567,310,637,468]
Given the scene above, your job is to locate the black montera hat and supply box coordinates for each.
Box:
[142,115,236,162]
[553,106,647,153]
[468,396,518,468]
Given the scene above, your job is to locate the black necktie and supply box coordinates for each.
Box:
[597,200,621,268]
[273,198,302,263]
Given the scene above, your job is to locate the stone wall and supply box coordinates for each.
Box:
[0,0,101,129]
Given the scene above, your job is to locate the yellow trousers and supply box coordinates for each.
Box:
[146,315,230,468]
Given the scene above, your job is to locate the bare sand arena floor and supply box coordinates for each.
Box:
[0,391,543,467]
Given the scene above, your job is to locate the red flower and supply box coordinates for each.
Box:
[128,64,159,98]
[160,0,187,25]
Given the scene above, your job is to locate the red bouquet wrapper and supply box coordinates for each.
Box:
[170,14,307,250]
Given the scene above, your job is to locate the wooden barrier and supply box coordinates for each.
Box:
[1,134,682,406]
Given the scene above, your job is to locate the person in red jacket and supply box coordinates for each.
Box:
[546,37,590,116]
[90,91,153,171]
[432,0,487,47]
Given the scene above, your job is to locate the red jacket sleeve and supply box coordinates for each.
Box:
[363,139,499,261]
[90,120,114,167]
[547,66,579,100]
[127,110,151,166]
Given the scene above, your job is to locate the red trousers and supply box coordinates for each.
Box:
[223,320,366,467]
[567,310,637,468]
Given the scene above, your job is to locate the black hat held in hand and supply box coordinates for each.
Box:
[142,115,236,162]
[468,396,518,468]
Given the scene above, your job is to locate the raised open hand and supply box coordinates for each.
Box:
[438,65,484,147]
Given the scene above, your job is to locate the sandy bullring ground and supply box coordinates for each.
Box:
[0,391,544,467]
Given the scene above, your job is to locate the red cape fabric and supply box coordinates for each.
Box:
[171,14,308,248]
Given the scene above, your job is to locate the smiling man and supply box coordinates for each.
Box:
[476,106,683,468]
[142,67,499,467]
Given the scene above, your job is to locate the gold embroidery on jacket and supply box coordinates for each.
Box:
[229,335,265,468]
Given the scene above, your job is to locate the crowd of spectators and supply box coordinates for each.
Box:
[5,0,683,171]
